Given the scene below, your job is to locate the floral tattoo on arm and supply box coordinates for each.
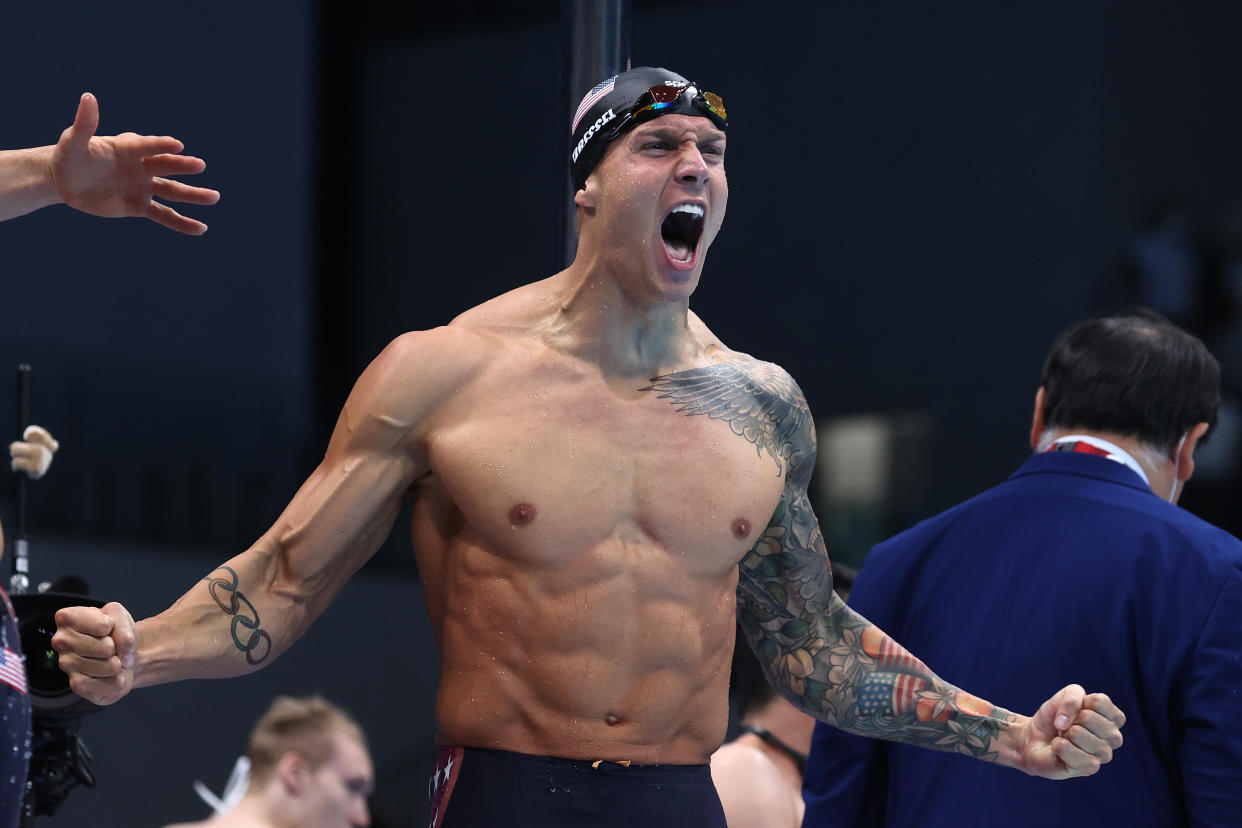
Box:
[643,345,1016,760]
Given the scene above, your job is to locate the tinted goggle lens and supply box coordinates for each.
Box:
[699,91,727,123]
[634,84,684,113]
[632,84,727,127]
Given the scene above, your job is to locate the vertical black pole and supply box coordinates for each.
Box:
[558,0,632,269]
[12,364,31,593]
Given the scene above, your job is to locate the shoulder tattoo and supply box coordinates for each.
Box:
[640,345,812,477]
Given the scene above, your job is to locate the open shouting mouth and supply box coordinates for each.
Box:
[660,202,705,268]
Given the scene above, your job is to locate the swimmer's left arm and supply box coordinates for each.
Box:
[730,366,1125,780]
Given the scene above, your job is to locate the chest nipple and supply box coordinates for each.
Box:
[731,517,752,539]
[508,502,537,527]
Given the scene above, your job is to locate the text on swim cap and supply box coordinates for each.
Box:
[572,108,616,163]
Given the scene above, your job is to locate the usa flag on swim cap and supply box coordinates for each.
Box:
[572,77,616,133]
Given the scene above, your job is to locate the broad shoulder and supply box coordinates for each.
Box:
[361,325,494,398]
[448,276,559,335]
[645,335,814,478]
[685,314,806,399]
[342,325,498,444]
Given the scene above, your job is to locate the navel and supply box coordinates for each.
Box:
[508,502,537,527]
[604,712,623,727]
[731,517,751,539]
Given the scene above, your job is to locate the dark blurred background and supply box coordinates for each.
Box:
[3,1,1241,824]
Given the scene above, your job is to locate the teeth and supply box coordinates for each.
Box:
[671,203,704,219]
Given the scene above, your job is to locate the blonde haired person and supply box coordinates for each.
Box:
[164,695,373,828]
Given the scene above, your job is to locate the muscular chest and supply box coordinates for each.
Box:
[424,366,787,569]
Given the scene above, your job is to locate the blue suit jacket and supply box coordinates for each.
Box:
[802,451,1242,828]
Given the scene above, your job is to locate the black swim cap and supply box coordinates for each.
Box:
[569,66,727,192]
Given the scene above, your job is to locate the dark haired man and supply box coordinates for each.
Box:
[54,68,1123,827]
[804,310,1242,828]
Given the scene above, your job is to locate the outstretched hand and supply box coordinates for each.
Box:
[52,602,138,706]
[1013,684,1126,779]
[51,93,220,235]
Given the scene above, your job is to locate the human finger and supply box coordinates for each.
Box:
[1075,706,1125,750]
[152,176,221,206]
[119,132,186,156]
[22,425,60,453]
[50,626,116,660]
[146,200,208,235]
[68,671,131,706]
[143,153,208,178]
[57,650,124,679]
[102,602,137,669]
[1062,720,1114,765]
[63,92,100,144]
[1050,683,1086,733]
[1082,692,1126,729]
[55,605,115,638]
[9,441,53,478]
[1052,733,1102,777]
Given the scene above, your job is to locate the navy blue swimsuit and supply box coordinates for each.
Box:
[428,746,728,828]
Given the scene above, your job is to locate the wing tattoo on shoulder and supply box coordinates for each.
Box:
[640,344,812,476]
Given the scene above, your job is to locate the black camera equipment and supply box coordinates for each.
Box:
[7,366,105,824]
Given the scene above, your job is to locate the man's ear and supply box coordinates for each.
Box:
[574,184,595,211]
[277,751,307,795]
[1176,421,1211,483]
[1029,387,1047,450]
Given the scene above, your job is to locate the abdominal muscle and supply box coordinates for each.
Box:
[415,517,741,766]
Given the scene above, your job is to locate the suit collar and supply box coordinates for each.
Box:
[1010,450,1155,495]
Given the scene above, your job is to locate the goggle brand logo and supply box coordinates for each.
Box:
[572,108,616,163]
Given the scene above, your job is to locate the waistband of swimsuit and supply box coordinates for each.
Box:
[450,746,713,780]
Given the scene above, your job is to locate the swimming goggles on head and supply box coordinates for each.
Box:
[607,82,728,140]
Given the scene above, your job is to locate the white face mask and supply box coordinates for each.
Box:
[1168,433,1188,502]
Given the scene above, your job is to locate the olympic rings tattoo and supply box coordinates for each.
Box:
[202,566,272,665]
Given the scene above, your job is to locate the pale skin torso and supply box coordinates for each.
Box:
[412,286,784,764]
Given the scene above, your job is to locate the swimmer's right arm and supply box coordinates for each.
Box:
[53,328,477,704]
